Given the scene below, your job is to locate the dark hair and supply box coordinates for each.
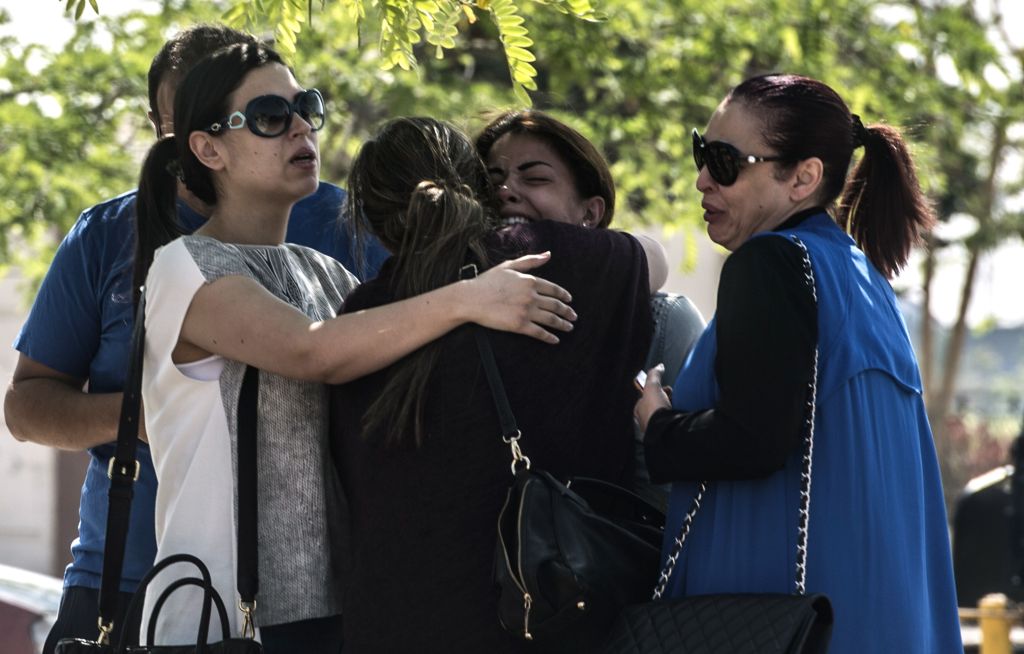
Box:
[134,42,285,300]
[147,24,257,134]
[728,73,934,278]
[348,117,497,446]
[475,110,616,228]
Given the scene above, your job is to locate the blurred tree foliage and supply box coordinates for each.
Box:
[70,0,606,105]
[0,2,221,283]
[7,2,1024,451]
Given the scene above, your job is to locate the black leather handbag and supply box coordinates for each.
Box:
[56,291,262,654]
[118,553,260,654]
[601,236,833,654]
[467,305,665,652]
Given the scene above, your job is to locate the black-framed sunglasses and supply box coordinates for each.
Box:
[205,89,326,138]
[692,128,783,186]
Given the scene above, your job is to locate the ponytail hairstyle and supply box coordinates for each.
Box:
[133,42,284,302]
[836,122,933,278]
[475,109,616,228]
[347,117,497,446]
[728,74,934,278]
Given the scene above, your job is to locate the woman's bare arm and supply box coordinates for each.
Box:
[178,252,575,384]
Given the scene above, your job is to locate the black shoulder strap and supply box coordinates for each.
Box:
[236,366,260,613]
[97,290,147,639]
[473,329,519,441]
[458,264,531,478]
[458,263,519,441]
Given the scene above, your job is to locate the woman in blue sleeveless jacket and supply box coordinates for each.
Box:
[635,74,962,652]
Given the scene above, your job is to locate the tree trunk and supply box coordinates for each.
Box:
[931,246,979,429]
[929,116,1007,500]
[920,234,937,405]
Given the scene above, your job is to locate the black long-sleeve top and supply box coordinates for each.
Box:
[644,208,821,482]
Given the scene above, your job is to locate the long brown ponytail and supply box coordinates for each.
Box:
[837,123,934,278]
[348,118,496,446]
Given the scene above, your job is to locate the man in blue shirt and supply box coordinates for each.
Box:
[4,24,386,652]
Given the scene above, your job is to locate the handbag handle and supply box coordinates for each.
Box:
[97,287,260,644]
[147,577,232,646]
[652,235,819,599]
[116,553,220,651]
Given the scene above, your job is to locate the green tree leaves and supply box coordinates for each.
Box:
[216,0,589,104]
[487,0,536,103]
[17,0,1024,282]
[64,0,100,21]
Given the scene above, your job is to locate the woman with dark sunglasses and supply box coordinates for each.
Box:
[634,74,961,652]
[133,43,575,651]
[475,109,706,510]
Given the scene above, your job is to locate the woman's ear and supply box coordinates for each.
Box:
[790,157,824,203]
[581,196,606,227]
[189,131,226,171]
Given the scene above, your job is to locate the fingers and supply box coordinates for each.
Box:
[509,294,576,343]
[470,254,575,343]
[634,363,671,433]
[535,294,576,325]
[518,322,561,345]
[532,277,572,304]
[499,253,572,303]
[501,251,552,273]
[528,302,574,333]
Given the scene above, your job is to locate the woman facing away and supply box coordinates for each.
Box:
[329,117,653,652]
[475,109,706,509]
[133,44,575,651]
[634,73,962,652]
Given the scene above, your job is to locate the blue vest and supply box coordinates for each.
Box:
[663,213,961,652]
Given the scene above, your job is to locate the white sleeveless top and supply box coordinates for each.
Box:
[141,235,358,645]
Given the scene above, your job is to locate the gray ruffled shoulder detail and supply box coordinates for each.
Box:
[181,235,358,321]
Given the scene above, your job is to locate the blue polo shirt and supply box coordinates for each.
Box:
[14,182,387,592]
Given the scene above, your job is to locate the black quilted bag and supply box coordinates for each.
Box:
[602,236,834,654]
[605,594,833,653]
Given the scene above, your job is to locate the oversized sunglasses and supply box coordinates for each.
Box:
[692,128,783,186]
[205,89,326,138]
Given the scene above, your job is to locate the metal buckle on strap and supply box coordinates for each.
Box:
[96,617,113,645]
[239,599,258,639]
[503,429,531,474]
[107,457,140,482]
